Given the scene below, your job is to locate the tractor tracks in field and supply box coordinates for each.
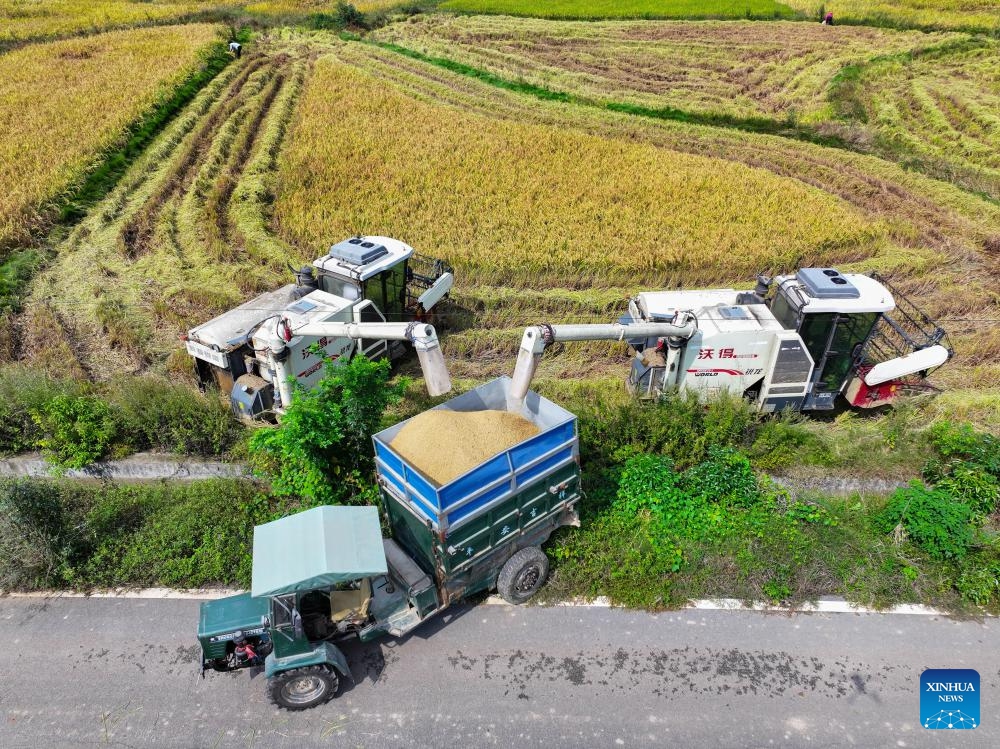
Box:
[20,42,311,378]
[119,54,269,261]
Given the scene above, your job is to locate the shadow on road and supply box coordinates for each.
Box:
[336,599,481,696]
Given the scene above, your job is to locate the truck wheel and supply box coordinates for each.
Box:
[497,546,549,604]
[267,665,339,711]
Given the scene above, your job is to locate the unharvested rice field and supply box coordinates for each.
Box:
[275,54,891,287]
[785,0,1000,32]
[438,0,1000,31]
[244,0,407,12]
[375,15,959,121]
[0,1,400,43]
[0,1,230,42]
[438,0,796,21]
[0,23,221,255]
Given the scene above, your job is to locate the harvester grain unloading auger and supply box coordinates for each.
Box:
[288,319,451,397]
[511,268,952,413]
[509,318,698,407]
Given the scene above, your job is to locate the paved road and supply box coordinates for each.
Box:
[0,597,996,748]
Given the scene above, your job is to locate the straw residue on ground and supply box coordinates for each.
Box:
[390,409,539,486]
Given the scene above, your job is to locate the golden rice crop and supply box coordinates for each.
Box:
[0,0,403,42]
[0,23,221,254]
[244,0,405,13]
[0,1,228,42]
[437,0,795,20]
[375,15,959,122]
[785,0,1000,32]
[274,54,892,288]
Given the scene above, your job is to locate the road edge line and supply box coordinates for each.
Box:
[1,588,960,616]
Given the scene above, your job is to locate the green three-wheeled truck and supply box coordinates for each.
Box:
[197,377,582,710]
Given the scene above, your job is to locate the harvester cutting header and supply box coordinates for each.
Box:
[512,268,951,412]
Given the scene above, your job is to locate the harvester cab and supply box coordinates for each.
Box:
[184,236,454,420]
[311,236,453,322]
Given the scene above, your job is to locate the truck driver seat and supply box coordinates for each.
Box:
[330,578,372,624]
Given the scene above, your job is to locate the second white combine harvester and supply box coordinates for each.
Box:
[511,268,951,412]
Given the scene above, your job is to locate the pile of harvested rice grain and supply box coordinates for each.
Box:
[389,409,539,486]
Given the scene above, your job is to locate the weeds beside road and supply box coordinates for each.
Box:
[2,361,996,616]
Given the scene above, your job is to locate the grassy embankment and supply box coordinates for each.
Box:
[436,0,1000,32]
[3,385,997,616]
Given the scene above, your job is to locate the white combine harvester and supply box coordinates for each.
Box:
[184,236,454,420]
[510,268,951,412]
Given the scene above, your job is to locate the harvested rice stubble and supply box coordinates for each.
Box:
[389,409,540,486]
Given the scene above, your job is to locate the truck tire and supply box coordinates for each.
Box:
[267,665,339,711]
[497,546,549,604]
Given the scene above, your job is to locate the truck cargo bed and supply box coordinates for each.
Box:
[373,377,581,598]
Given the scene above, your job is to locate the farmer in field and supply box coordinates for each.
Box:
[228,40,242,58]
[821,12,834,25]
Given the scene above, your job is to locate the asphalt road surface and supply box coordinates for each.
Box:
[1,596,996,748]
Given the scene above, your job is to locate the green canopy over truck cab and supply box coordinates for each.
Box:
[252,505,388,597]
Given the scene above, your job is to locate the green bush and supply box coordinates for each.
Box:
[0,367,80,455]
[249,355,405,505]
[31,394,117,469]
[930,421,1000,475]
[107,376,241,455]
[0,479,87,589]
[955,539,1000,606]
[682,446,760,507]
[876,481,974,560]
[920,421,999,518]
[933,461,999,519]
[0,366,244,466]
[574,388,755,471]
